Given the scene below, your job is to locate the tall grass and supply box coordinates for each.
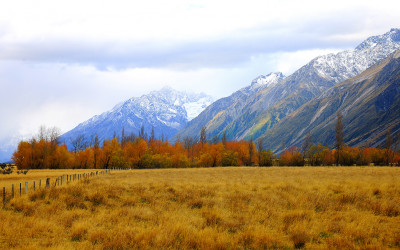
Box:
[1,167,399,249]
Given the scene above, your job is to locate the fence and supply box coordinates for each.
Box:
[1,168,129,207]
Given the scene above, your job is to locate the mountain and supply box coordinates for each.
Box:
[60,87,213,147]
[175,72,285,140]
[177,28,400,142]
[262,49,400,151]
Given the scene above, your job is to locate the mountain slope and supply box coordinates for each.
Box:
[60,87,213,147]
[262,49,400,151]
[176,72,285,140]
[230,28,400,141]
[177,28,400,142]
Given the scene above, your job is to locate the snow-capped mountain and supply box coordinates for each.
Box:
[261,49,400,151]
[176,72,285,140]
[226,28,400,141]
[312,28,400,83]
[177,28,400,144]
[246,72,285,93]
[60,87,213,147]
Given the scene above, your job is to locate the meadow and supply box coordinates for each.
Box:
[1,167,400,249]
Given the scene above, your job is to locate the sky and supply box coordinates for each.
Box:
[0,0,400,160]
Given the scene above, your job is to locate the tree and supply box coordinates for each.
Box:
[211,135,219,144]
[302,132,312,165]
[257,137,264,166]
[221,150,239,166]
[150,126,155,141]
[49,127,61,146]
[93,134,100,169]
[385,127,393,165]
[71,134,86,154]
[248,137,255,166]
[139,125,146,140]
[222,131,227,146]
[335,111,344,165]
[200,126,207,145]
[259,150,275,166]
[281,140,286,153]
[121,127,126,146]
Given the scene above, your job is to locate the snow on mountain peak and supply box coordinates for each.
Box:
[248,72,285,92]
[311,28,400,83]
[61,87,214,147]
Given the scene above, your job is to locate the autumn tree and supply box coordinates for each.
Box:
[279,147,303,166]
[259,150,275,166]
[12,141,33,169]
[221,150,238,166]
[308,143,328,166]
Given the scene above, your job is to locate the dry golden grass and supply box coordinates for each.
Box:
[1,167,400,249]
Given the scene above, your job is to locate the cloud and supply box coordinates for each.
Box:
[1,0,400,161]
[1,0,399,70]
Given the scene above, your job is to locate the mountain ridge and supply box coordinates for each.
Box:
[175,72,285,140]
[60,87,214,148]
[261,49,400,152]
[177,28,400,143]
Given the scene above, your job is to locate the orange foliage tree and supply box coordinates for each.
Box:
[12,127,400,169]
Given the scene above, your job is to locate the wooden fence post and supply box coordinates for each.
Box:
[20,183,22,196]
[39,179,41,188]
[25,182,28,194]
[46,178,50,188]
[3,187,5,207]
[34,181,35,191]
[12,184,14,198]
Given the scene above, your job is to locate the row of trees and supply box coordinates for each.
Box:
[12,125,400,169]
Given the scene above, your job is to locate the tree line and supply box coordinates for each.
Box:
[12,121,399,169]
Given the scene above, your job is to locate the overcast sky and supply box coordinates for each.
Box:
[1,0,400,156]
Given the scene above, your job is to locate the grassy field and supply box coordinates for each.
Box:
[0,167,400,249]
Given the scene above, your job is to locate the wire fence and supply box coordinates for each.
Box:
[1,168,129,207]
